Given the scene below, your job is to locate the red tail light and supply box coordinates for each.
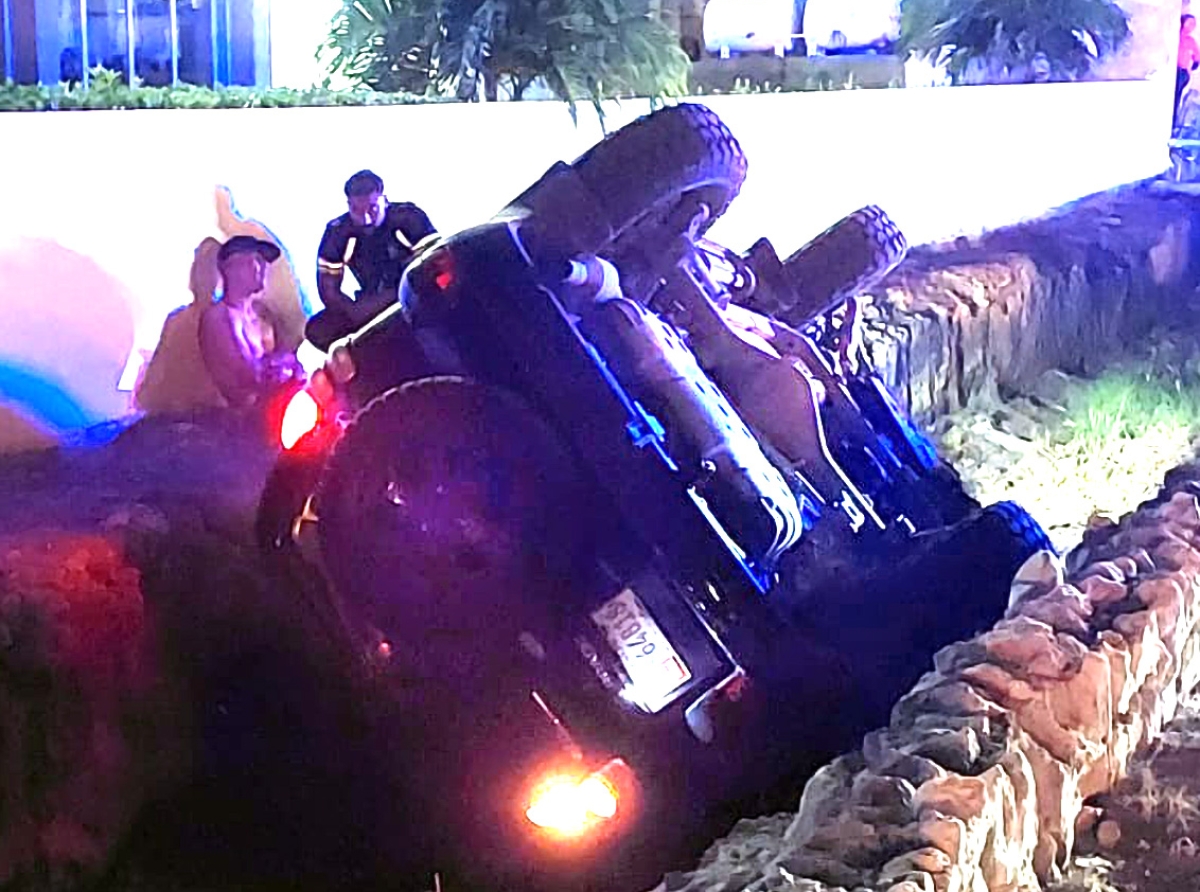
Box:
[280,388,320,450]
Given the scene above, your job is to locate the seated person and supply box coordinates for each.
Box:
[200,236,304,408]
[135,237,227,414]
[306,169,437,352]
[138,237,302,417]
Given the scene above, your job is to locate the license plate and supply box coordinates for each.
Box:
[592,588,691,707]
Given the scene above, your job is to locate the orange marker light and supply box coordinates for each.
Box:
[524,759,630,838]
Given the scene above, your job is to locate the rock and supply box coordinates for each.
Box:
[1075,805,1102,837]
[878,847,952,881]
[1131,548,1157,575]
[1157,492,1200,530]
[981,618,1086,680]
[975,423,1038,456]
[932,640,990,676]
[1074,560,1125,584]
[772,871,832,892]
[912,776,991,829]
[958,663,1037,705]
[1076,574,1129,609]
[917,811,965,862]
[885,876,934,892]
[1111,555,1141,579]
[655,872,691,892]
[0,532,188,888]
[1096,819,1122,849]
[895,681,1005,724]
[992,405,1044,442]
[905,728,982,775]
[101,502,171,536]
[850,775,916,812]
[1030,369,1075,407]
[863,741,948,789]
[1007,550,1065,609]
[775,853,862,889]
[1013,593,1092,637]
[804,818,878,856]
[787,759,858,846]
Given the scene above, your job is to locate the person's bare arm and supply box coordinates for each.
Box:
[199,305,263,407]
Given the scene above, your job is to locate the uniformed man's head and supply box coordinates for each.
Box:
[345,169,387,229]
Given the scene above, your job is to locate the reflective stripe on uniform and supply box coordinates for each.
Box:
[412,232,439,253]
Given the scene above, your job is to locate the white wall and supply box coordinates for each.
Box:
[0,81,1175,444]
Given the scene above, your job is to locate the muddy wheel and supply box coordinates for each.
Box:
[769,205,908,326]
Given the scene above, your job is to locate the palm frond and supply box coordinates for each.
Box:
[323,0,690,110]
[898,0,1130,83]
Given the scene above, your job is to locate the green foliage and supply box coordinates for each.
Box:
[323,0,691,119]
[0,66,433,111]
[1065,370,1200,448]
[898,0,1131,83]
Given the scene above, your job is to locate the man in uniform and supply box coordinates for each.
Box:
[306,169,437,351]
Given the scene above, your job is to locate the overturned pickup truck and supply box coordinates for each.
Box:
[257,104,1052,891]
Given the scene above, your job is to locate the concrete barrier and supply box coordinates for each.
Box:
[0,80,1174,444]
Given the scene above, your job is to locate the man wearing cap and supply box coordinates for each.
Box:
[307,169,438,351]
[199,235,304,408]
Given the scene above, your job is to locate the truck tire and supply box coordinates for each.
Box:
[312,376,587,649]
[798,500,1055,735]
[571,102,748,249]
[771,205,908,326]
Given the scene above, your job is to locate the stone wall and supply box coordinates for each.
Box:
[662,466,1200,892]
[863,187,1200,423]
[656,186,1200,892]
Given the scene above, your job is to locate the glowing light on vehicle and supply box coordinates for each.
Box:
[526,773,619,836]
[578,775,619,819]
[525,760,631,838]
[422,248,456,292]
[280,388,320,449]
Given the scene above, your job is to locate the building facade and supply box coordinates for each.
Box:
[1,0,271,87]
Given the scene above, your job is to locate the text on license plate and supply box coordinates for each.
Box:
[591,588,691,705]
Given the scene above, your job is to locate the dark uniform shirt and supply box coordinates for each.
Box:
[317,202,436,296]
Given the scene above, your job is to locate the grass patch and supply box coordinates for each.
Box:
[941,365,1200,551]
[1063,371,1200,450]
